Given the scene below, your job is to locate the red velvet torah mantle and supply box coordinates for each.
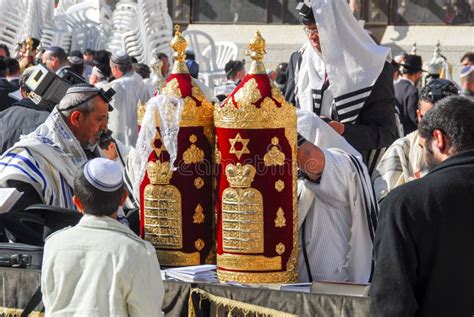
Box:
[214,69,298,283]
[139,72,215,267]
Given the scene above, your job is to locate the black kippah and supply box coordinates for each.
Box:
[296,0,315,24]
[421,79,458,104]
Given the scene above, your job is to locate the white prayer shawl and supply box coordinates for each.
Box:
[131,95,184,201]
[0,108,87,209]
[372,130,426,202]
[297,109,378,283]
[107,71,151,147]
[296,0,391,123]
[143,78,155,97]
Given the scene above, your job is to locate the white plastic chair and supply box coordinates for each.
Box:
[203,41,238,70]
[182,29,224,89]
[202,41,238,86]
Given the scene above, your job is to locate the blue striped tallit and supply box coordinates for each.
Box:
[0,109,88,210]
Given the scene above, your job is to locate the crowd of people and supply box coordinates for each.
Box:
[0,0,473,315]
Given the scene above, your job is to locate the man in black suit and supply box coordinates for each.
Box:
[5,57,20,89]
[394,55,424,135]
[0,58,17,111]
[0,67,51,154]
[370,96,474,316]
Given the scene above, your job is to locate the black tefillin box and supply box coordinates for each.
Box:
[25,64,87,110]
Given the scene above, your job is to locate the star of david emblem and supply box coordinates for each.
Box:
[152,131,166,157]
[229,133,250,159]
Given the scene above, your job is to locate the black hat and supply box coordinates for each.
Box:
[69,50,83,59]
[84,48,95,55]
[400,55,426,74]
[296,0,315,24]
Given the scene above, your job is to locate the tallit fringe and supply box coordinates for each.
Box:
[0,307,44,317]
[188,288,298,317]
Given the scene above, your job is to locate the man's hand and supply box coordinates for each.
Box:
[297,141,325,182]
[328,121,345,135]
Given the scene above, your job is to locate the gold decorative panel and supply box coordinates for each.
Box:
[221,187,264,253]
[144,184,182,249]
[157,251,200,267]
[217,254,282,271]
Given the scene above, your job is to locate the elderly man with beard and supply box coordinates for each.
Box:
[0,84,114,244]
[370,96,474,316]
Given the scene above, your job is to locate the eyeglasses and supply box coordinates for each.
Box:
[303,26,319,36]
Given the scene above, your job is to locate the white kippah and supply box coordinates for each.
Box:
[83,158,123,192]
[111,50,130,64]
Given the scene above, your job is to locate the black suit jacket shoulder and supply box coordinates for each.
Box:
[0,79,17,112]
[370,150,474,316]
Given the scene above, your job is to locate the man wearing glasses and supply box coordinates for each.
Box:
[0,84,115,244]
[286,0,397,174]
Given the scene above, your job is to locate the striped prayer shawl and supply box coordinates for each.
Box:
[298,148,378,283]
[372,131,426,202]
[0,108,87,209]
[297,110,378,283]
[0,146,76,209]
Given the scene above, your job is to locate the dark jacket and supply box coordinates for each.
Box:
[8,78,20,89]
[0,78,17,112]
[394,78,419,135]
[0,98,50,154]
[285,50,397,166]
[370,150,474,317]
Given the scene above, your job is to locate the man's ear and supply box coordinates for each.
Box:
[73,195,85,214]
[120,190,129,207]
[69,111,82,128]
[109,142,117,153]
[51,57,58,69]
[432,129,446,153]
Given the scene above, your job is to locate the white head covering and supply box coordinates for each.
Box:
[84,158,124,192]
[460,65,474,79]
[296,0,391,123]
[111,50,131,65]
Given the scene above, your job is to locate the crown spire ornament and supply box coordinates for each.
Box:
[410,42,417,55]
[427,41,445,76]
[246,30,267,75]
[170,25,189,74]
